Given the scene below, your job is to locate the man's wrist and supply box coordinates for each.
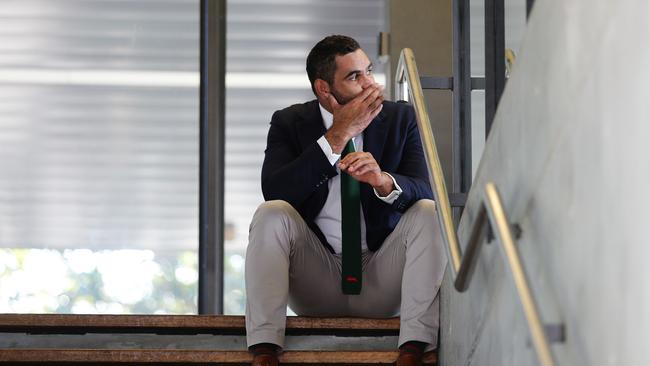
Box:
[324,128,349,154]
[373,172,395,196]
[317,135,341,166]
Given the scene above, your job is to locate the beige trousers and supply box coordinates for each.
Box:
[245,199,447,350]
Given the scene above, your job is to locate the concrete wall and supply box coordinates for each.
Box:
[440,0,650,365]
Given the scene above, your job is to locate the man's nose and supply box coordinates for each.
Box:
[360,74,375,89]
[361,74,375,89]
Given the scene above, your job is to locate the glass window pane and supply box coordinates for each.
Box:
[470,0,486,77]
[471,90,486,178]
[223,0,387,315]
[0,0,199,314]
[470,0,487,179]
[505,0,527,62]
[469,0,527,179]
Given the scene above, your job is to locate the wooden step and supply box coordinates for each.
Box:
[0,315,399,336]
[0,349,438,365]
[0,315,438,364]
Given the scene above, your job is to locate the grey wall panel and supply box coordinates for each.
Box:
[441,0,650,364]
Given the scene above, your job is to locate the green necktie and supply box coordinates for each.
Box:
[341,139,362,295]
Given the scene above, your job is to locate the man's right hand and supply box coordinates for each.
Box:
[324,84,384,154]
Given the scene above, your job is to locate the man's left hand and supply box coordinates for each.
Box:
[339,152,394,196]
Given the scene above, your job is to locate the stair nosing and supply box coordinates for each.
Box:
[0,314,400,335]
[0,349,437,364]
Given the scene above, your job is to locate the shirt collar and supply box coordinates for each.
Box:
[318,103,333,130]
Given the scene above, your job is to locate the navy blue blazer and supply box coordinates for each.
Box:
[261,99,433,253]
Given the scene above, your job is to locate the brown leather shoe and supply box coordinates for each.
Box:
[251,353,279,366]
[396,350,423,366]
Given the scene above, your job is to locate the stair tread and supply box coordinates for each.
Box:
[0,349,437,364]
[0,314,399,334]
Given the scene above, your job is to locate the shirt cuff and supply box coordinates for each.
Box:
[317,135,341,166]
[374,172,402,204]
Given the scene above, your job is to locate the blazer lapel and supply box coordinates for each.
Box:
[362,106,389,163]
[298,100,327,151]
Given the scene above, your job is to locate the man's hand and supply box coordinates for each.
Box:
[339,151,394,196]
[325,84,384,154]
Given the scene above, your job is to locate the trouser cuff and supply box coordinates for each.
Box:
[398,330,438,352]
[247,329,285,350]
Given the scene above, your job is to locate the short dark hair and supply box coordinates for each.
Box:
[306,35,361,95]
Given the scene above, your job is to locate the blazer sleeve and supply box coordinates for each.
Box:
[261,110,338,208]
[387,105,434,213]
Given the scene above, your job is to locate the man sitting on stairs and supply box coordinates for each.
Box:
[245,35,447,366]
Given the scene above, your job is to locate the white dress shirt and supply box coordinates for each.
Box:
[314,104,402,254]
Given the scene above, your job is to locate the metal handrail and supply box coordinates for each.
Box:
[394,48,462,276]
[395,48,556,366]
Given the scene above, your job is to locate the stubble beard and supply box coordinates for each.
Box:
[330,88,353,106]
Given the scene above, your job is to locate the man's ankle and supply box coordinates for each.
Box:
[399,341,427,356]
[249,342,280,356]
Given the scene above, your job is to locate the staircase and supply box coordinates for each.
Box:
[0,315,437,365]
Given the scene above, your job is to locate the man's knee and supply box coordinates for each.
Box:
[250,200,298,235]
[406,199,437,219]
[402,199,444,251]
[254,200,296,217]
[252,200,296,222]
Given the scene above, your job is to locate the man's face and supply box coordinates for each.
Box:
[328,49,375,105]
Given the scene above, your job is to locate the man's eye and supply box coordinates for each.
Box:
[348,74,358,81]
[367,68,373,75]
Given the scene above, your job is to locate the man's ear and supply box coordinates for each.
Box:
[314,79,330,100]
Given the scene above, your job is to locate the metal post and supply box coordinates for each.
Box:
[485,0,505,135]
[199,0,226,315]
[452,0,472,224]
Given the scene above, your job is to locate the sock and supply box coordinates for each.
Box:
[249,343,279,356]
